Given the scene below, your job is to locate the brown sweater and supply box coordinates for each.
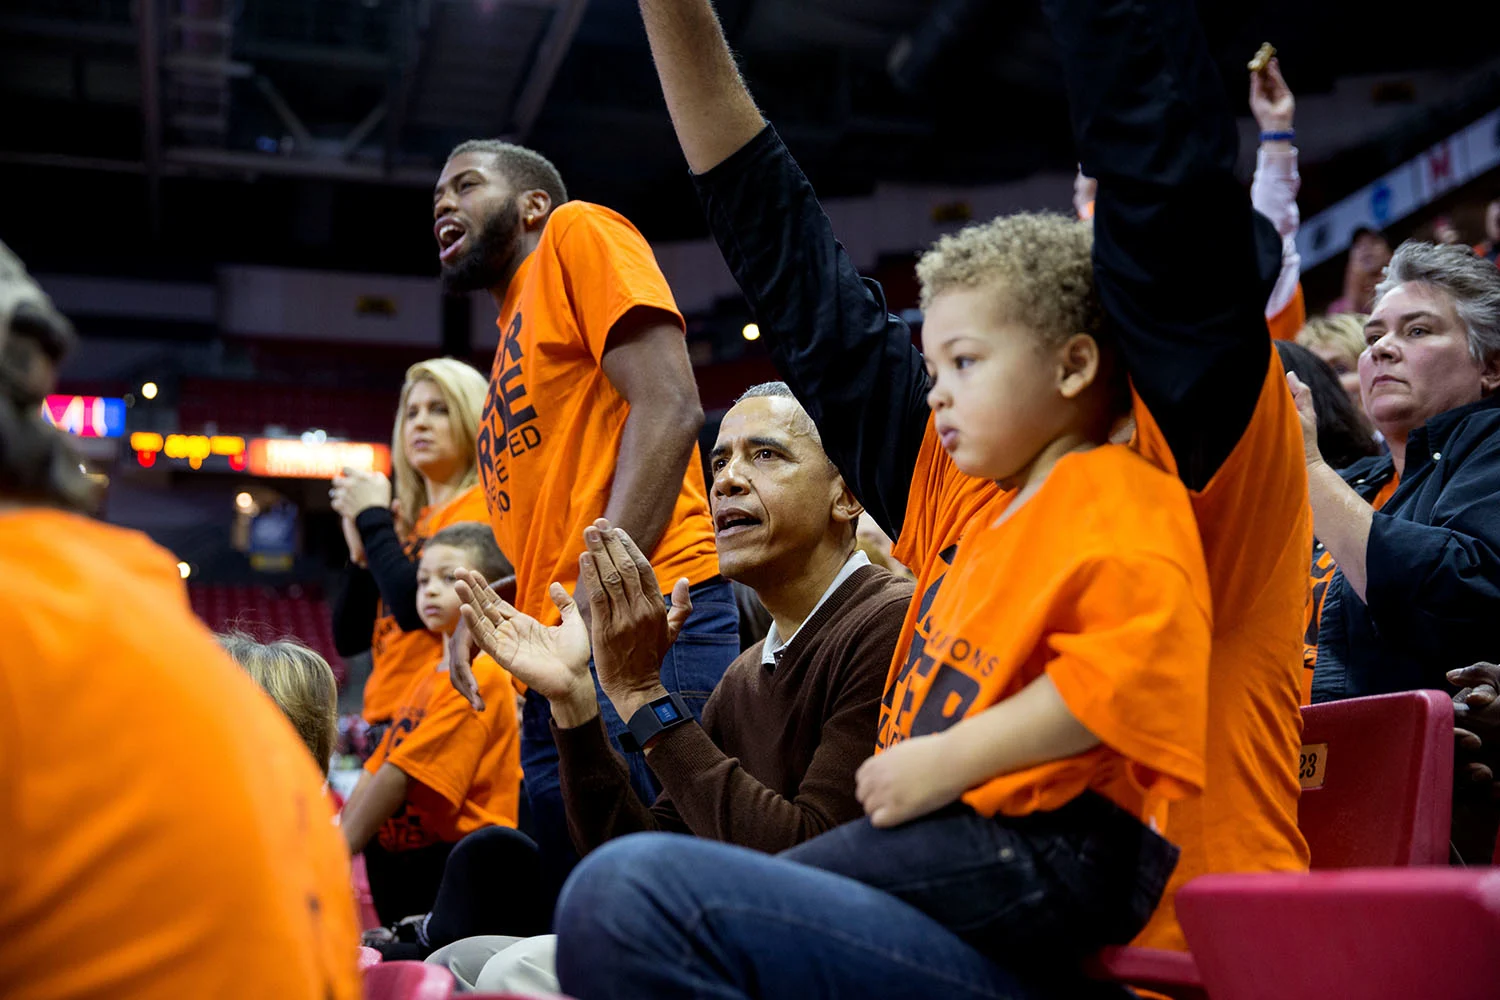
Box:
[555,564,913,855]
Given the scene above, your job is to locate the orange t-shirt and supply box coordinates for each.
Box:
[0,509,359,1000]
[363,484,490,723]
[1265,283,1306,342]
[1301,473,1398,702]
[880,445,1212,826]
[476,201,719,624]
[1128,354,1313,951]
[889,353,1311,953]
[364,652,522,851]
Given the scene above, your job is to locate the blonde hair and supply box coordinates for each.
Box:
[1297,313,1368,367]
[392,358,489,537]
[916,212,1103,346]
[218,631,339,777]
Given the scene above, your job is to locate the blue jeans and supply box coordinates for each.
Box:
[781,796,1177,978]
[555,795,1173,999]
[520,577,738,904]
[554,834,1037,1000]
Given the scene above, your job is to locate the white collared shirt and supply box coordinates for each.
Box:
[760,550,871,669]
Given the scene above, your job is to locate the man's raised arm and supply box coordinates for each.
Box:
[638,0,762,175]
[1041,0,1284,490]
[637,0,931,538]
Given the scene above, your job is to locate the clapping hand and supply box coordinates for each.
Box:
[578,519,692,721]
[330,468,392,520]
[455,569,593,712]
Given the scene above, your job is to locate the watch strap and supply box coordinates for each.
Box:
[618,692,691,754]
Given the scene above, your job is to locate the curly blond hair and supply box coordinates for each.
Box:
[916,212,1102,346]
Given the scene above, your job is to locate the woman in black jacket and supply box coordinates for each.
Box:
[1294,241,1500,702]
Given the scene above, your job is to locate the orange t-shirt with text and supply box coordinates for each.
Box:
[0,510,359,1000]
[364,653,522,851]
[363,484,491,723]
[880,445,1212,826]
[889,354,1311,953]
[477,201,719,624]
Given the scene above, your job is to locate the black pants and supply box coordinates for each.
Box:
[363,839,454,927]
[424,825,552,948]
[368,826,552,959]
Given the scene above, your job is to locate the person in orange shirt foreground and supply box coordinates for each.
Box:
[431,140,738,893]
[331,358,493,737]
[0,240,360,1000]
[341,522,524,925]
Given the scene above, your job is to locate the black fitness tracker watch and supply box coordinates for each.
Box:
[618,692,692,753]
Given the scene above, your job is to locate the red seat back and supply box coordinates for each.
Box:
[363,961,453,1000]
[1178,869,1500,1000]
[351,853,382,932]
[1090,690,1456,995]
[1298,689,1453,867]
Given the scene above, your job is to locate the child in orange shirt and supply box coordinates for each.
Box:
[778,213,1214,978]
[341,522,524,923]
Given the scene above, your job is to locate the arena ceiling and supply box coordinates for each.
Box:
[2,0,1499,278]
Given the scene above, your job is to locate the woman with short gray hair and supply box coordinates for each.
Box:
[1293,240,1500,702]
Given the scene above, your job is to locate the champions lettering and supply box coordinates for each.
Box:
[879,543,958,746]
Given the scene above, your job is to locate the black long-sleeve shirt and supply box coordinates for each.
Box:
[693,131,929,540]
[1314,396,1500,701]
[330,508,423,657]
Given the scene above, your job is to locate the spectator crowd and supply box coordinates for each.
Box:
[3,0,1499,996]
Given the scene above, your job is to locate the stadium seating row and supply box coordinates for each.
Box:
[188,584,347,683]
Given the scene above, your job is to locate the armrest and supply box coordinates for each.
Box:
[1086,946,1205,999]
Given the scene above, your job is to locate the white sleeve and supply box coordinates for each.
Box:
[1251,146,1302,320]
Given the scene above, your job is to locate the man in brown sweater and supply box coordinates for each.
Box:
[460,381,913,856]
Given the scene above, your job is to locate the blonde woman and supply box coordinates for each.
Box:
[331,358,494,733]
[220,631,340,777]
[1297,313,1369,407]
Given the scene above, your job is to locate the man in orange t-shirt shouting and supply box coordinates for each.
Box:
[431,140,737,891]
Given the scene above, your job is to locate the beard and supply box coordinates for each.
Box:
[440,199,523,295]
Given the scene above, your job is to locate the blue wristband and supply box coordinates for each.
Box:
[1260,129,1295,142]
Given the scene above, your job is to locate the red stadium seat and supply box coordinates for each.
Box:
[1177,869,1500,1000]
[364,961,454,1000]
[1089,690,1456,997]
[1298,689,1453,867]
[359,946,384,969]
[352,853,382,932]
